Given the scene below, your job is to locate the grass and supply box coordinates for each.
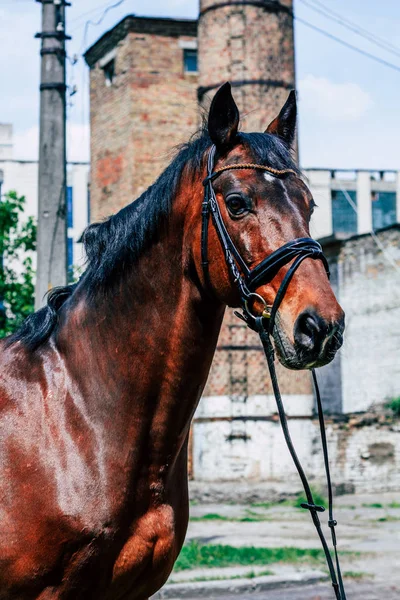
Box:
[190,513,230,522]
[170,569,274,584]
[386,397,400,417]
[362,503,383,509]
[388,501,400,508]
[190,510,273,523]
[173,541,356,572]
[251,489,328,512]
[343,571,369,580]
[293,488,327,510]
[377,515,400,522]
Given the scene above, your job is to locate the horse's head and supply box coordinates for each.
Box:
[195,83,344,370]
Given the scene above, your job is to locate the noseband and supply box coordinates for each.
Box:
[201,145,346,600]
[201,145,330,331]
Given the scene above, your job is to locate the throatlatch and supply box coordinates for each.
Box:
[202,145,347,600]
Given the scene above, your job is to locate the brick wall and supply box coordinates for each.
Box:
[89,34,133,222]
[86,17,198,221]
[197,0,307,443]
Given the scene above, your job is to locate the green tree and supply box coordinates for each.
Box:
[0,190,37,337]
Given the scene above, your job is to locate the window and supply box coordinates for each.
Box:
[372,192,396,230]
[332,190,358,235]
[183,49,198,73]
[67,186,73,228]
[103,59,115,86]
[67,238,74,283]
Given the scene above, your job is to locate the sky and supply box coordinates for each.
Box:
[1,0,400,169]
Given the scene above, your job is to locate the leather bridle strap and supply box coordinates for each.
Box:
[255,319,346,600]
[201,145,329,313]
[201,144,347,600]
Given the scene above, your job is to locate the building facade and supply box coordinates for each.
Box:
[307,169,400,240]
[84,16,198,222]
[0,124,90,275]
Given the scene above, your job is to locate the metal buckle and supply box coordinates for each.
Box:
[244,293,271,320]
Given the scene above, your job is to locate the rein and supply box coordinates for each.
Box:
[202,145,347,600]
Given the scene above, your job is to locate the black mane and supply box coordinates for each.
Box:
[7,130,299,350]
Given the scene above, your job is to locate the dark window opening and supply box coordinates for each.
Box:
[332,190,358,235]
[184,49,198,73]
[67,186,73,228]
[103,59,115,86]
[372,192,396,230]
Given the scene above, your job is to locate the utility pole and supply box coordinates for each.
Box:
[35,0,71,309]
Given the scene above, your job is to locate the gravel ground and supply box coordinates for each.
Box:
[168,580,400,600]
[185,491,400,585]
[153,491,399,599]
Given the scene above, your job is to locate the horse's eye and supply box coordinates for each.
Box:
[226,195,248,217]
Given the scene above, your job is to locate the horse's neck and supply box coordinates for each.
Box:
[59,221,224,477]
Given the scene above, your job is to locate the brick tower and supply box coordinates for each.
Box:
[198,0,295,131]
[193,0,312,482]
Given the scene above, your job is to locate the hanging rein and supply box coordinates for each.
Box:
[202,145,347,600]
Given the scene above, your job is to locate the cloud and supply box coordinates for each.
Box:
[13,123,90,163]
[298,75,373,121]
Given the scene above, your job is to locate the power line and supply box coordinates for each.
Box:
[69,1,122,29]
[80,0,126,53]
[295,16,400,75]
[298,0,400,59]
[304,0,400,58]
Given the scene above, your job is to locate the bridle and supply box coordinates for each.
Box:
[202,145,330,331]
[201,145,347,600]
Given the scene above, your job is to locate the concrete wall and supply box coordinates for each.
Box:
[193,404,400,493]
[337,227,400,413]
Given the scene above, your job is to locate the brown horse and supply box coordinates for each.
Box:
[0,84,344,599]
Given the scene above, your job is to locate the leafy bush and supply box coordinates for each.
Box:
[0,191,36,337]
[386,397,400,417]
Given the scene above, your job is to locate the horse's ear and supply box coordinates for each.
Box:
[265,90,297,146]
[208,82,239,150]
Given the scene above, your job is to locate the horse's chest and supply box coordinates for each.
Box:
[111,504,178,598]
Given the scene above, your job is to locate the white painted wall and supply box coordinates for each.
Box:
[306,170,333,239]
[356,171,372,234]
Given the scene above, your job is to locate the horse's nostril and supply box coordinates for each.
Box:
[294,311,326,353]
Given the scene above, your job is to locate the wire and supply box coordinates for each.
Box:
[336,181,400,276]
[295,16,400,75]
[298,0,400,59]
[302,0,400,58]
[79,0,126,53]
[69,0,123,29]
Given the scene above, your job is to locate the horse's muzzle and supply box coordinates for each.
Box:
[273,310,345,370]
[293,310,345,368]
